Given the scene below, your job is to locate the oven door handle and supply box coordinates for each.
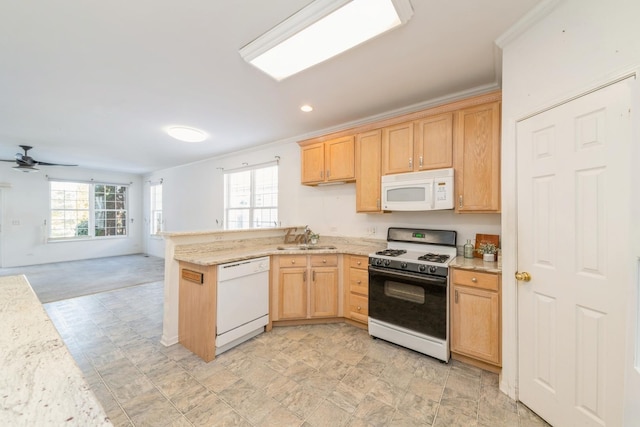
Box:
[368,266,447,286]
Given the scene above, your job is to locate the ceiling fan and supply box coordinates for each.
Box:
[0,145,77,173]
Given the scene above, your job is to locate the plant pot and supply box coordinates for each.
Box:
[483,253,496,262]
[310,237,318,245]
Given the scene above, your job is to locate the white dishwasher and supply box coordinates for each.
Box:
[216,256,270,355]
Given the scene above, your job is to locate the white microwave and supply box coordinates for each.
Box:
[381,168,454,211]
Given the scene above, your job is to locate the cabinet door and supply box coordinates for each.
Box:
[382,122,414,175]
[325,136,355,181]
[451,284,501,365]
[414,113,453,170]
[278,268,307,319]
[356,130,383,212]
[454,101,501,212]
[301,142,325,184]
[310,267,338,318]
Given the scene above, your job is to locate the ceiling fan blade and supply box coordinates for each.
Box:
[33,161,78,166]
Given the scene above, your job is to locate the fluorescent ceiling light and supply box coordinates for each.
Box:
[166,126,207,142]
[240,0,413,81]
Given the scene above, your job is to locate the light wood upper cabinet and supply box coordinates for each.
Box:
[450,268,501,368]
[454,101,501,212]
[414,113,453,170]
[382,122,414,175]
[300,142,325,184]
[382,113,453,175]
[301,136,355,185]
[356,130,383,213]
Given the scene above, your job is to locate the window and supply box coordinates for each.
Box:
[150,183,163,235]
[224,164,278,229]
[50,181,128,239]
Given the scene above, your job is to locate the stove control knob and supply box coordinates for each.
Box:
[429,266,437,274]
[375,259,383,266]
[384,259,391,266]
[400,262,407,269]
[418,265,426,272]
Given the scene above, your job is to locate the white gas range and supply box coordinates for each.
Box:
[368,227,457,362]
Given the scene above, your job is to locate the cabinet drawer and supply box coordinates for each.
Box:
[309,254,338,267]
[349,268,368,295]
[452,269,499,291]
[278,255,307,267]
[349,255,369,269]
[349,293,368,323]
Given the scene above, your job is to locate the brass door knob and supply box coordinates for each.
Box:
[515,271,532,282]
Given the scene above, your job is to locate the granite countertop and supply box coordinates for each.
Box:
[174,240,386,266]
[450,256,502,274]
[0,275,112,426]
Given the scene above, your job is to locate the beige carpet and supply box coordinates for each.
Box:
[0,254,164,303]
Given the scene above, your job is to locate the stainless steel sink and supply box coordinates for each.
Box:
[277,245,337,251]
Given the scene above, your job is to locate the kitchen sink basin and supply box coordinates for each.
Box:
[277,245,337,251]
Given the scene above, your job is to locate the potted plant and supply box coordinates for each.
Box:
[476,242,498,262]
[309,233,320,245]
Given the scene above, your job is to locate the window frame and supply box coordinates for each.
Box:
[150,182,163,236]
[49,180,129,241]
[224,163,278,230]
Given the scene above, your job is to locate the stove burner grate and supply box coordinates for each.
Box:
[375,249,407,257]
[417,253,451,263]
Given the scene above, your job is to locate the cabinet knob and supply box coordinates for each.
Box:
[471,277,477,282]
[357,261,361,265]
[291,259,296,264]
[357,306,361,311]
[322,259,327,263]
[356,280,361,284]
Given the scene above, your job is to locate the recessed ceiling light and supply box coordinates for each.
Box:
[166,126,207,142]
[240,0,413,81]
[300,105,313,112]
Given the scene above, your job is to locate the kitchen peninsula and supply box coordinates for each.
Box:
[160,227,385,353]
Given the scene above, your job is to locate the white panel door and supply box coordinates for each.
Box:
[517,78,633,426]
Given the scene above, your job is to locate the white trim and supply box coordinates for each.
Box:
[495,0,563,49]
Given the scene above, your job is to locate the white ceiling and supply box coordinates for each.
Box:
[0,0,540,175]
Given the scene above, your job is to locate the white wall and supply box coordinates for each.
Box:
[144,137,501,259]
[499,0,640,418]
[0,164,143,267]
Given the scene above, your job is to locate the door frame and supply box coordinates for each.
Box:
[500,69,639,401]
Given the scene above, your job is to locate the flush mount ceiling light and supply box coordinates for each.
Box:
[240,0,413,81]
[166,126,207,142]
[13,164,39,173]
[300,104,314,112]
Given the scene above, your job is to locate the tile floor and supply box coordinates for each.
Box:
[44,281,550,427]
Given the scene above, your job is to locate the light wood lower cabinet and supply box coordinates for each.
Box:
[450,268,501,370]
[178,262,216,362]
[344,255,369,324]
[272,254,339,320]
